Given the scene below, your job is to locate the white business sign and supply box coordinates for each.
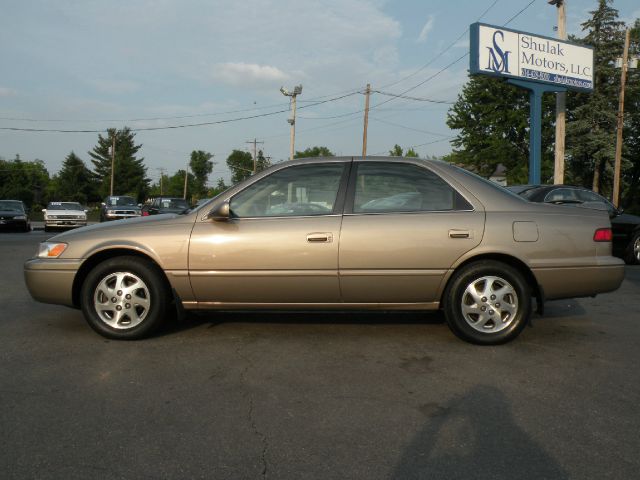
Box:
[470,23,594,91]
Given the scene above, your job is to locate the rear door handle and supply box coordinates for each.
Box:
[449,229,470,239]
[307,232,333,243]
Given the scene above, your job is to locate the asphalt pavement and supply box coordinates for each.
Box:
[1,230,639,479]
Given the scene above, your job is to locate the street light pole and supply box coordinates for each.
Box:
[109,130,116,196]
[362,84,371,157]
[280,85,303,160]
[550,0,566,185]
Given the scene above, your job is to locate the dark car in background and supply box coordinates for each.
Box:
[509,185,640,264]
[0,200,30,232]
[141,197,190,216]
[100,196,142,222]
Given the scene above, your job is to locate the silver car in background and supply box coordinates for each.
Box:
[24,157,624,345]
[42,201,87,232]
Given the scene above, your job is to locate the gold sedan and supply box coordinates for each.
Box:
[24,157,624,344]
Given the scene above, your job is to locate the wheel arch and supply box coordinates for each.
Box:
[440,253,543,314]
[72,248,174,308]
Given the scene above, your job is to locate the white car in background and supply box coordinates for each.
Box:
[43,202,88,232]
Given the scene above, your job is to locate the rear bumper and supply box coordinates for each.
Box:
[532,259,625,301]
[24,258,82,307]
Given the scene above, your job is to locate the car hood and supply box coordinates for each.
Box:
[49,212,194,241]
[0,209,25,216]
[44,209,85,216]
[105,205,140,210]
[158,208,189,214]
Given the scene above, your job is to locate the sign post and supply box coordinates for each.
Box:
[470,23,594,184]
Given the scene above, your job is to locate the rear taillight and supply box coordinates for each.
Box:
[593,228,612,242]
[142,211,149,216]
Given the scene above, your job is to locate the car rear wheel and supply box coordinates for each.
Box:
[625,232,640,265]
[80,256,170,339]
[443,260,531,345]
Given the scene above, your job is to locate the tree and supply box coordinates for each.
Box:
[208,178,229,197]
[164,170,195,198]
[389,144,403,157]
[0,156,50,208]
[446,75,555,185]
[189,150,214,198]
[566,0,625,193]
[88,127,149,201]
[226,149,269,184]
[388,145,419,158]
[294,146,334,158]
[405,148,419,158]
[52,151,96,204]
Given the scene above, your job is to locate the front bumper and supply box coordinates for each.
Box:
[0,218,28,229]
[24,258,83,307]
[45,220,87,228]
[103,211,141,221]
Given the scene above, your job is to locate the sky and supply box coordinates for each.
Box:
[1,0,639,186]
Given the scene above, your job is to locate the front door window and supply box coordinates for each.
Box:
[230,164,345,218]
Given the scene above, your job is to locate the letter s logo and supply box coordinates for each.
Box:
[486,31,511,73]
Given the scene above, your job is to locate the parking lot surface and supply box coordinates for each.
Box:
[1,230,639,479]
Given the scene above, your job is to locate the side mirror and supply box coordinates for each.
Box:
[41,209,46,213]
[138,203,142,208]
[208,201,230,221]
[84,209,89,213]
[101,202,106,206]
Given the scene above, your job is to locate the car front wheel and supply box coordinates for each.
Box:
[443,260,531,345]
[80,256,170,339]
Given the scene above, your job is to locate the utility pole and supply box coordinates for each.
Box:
[156,167,166,195]
[109,131,116,196]
[280,85,303,160]
[550,0,566,185]
[183,157,189,200]
[246,139,264,174]
[362,84,371,157]
[613,28,631,208]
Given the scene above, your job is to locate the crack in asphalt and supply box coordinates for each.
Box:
[237,342,269,478]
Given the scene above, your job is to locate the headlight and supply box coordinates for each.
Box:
[46,215,56,220]
[14,215,26,220]
[37,242,68,258]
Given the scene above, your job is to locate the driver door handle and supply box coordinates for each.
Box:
[307,232,333,243]
[449,229,470,239]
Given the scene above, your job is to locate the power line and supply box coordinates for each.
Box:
[369,118,451,137]
[0,91,362,134]
[504,0,537,26]
[372,91,454,104]
[380,0,501,90]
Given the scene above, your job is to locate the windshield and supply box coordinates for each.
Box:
[160,198,189,210]
[47,202,84,211]
[107,196,136,206]
[0,200,25,212]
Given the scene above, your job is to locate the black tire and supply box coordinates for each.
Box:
[443,260,531,345]
[80,256,171,340]
[625,231,640,265]
[44,226,50,232]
